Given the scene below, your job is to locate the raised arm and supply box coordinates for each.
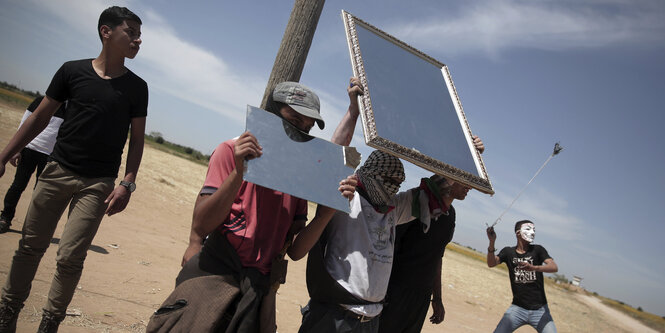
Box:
[486,226,500,267]
[181,132,262,265]
[0,96,61,177]
[286,78,364,260]
[330,77,363,146]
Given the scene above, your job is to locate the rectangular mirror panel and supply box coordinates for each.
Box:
[244,105,358,212]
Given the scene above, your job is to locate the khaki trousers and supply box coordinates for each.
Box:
[1,161,114,316]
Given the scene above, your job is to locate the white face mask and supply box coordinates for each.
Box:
[519,223,536,243]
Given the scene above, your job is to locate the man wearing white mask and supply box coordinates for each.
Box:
[486,221,559,333]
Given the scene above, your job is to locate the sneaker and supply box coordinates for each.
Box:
[36,311,64,333]
[0,216,10,234]
[0,301,22,333]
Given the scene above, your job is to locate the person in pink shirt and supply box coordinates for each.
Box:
[174,79,364,332]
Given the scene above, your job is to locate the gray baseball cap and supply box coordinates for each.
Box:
[272,81,324,129]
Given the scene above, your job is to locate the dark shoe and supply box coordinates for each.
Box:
[36,311,64,333]
[0,301,22,333]
[0,216,10,234]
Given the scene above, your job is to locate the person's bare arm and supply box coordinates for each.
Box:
[105,116,146,216]
[541,258,558,272]
[486,227,500,267]
[330,77,363,146]
[287,175,357,260]
[287,204,336,261]
[292,74,362,256]
[429,257,445,324]
[9,153,21,167]
[181,132,262,265]
[285,77,364,260]
[189,172,242,240]
[287,78,364,260]
[519,258,558,273]
[0,96,61,177]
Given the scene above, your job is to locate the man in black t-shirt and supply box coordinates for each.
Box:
[0,6,147,332]
[378,136,484,333]
[486,220,559,333]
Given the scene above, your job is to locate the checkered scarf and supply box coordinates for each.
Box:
[356,150,405,207]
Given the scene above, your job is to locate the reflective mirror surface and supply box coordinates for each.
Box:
[244,105,358,212]
[342,11,493,194]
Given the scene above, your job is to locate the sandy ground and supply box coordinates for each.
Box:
[0,100,657,332]
[576,294,657,333]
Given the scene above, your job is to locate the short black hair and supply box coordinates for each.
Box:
[514,220,534,232]
[98,6,142,41]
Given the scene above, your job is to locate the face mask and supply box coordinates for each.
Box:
[356,151,405,207]
[519,223,536,243]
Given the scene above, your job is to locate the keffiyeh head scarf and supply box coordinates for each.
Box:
[356,150,405,207]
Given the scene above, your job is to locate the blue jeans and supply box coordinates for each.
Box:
[494,304,557,333]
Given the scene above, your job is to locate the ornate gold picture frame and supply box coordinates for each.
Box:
[342,10,493,194]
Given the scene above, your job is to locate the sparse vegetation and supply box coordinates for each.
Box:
[0,81,40,106]
[448,242,489,263]
[447,242,508,272]
[551,273,570,284]
[0,84,210,167]
[145,132,210,166]
[598,295,665,332]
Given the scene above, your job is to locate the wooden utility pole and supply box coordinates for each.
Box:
[260,0,325,112]
[258,5,325,331]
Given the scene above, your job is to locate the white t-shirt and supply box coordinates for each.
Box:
[324,190,417,317]
[20,110,63,155]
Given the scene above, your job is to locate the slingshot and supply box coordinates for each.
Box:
[488,142,563,228]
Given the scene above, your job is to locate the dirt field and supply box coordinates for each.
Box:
[0,101,656,332]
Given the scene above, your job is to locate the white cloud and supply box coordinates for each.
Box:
[134,9,267,123]
[136,23,263,123]
[38,0,106,29]
[389,0,665,57]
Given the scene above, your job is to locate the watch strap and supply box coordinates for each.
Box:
[119,180,136,192]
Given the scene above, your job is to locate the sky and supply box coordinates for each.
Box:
[1,0,664,317]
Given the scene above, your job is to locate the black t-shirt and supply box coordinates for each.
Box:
[45,59,148,177]
[497,244,552,310]
[27,96,65,119]
[387,206,456,292]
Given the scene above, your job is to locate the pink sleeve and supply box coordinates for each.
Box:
[203,140,237,190]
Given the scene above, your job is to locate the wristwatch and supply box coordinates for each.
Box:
[119,181,136,193]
